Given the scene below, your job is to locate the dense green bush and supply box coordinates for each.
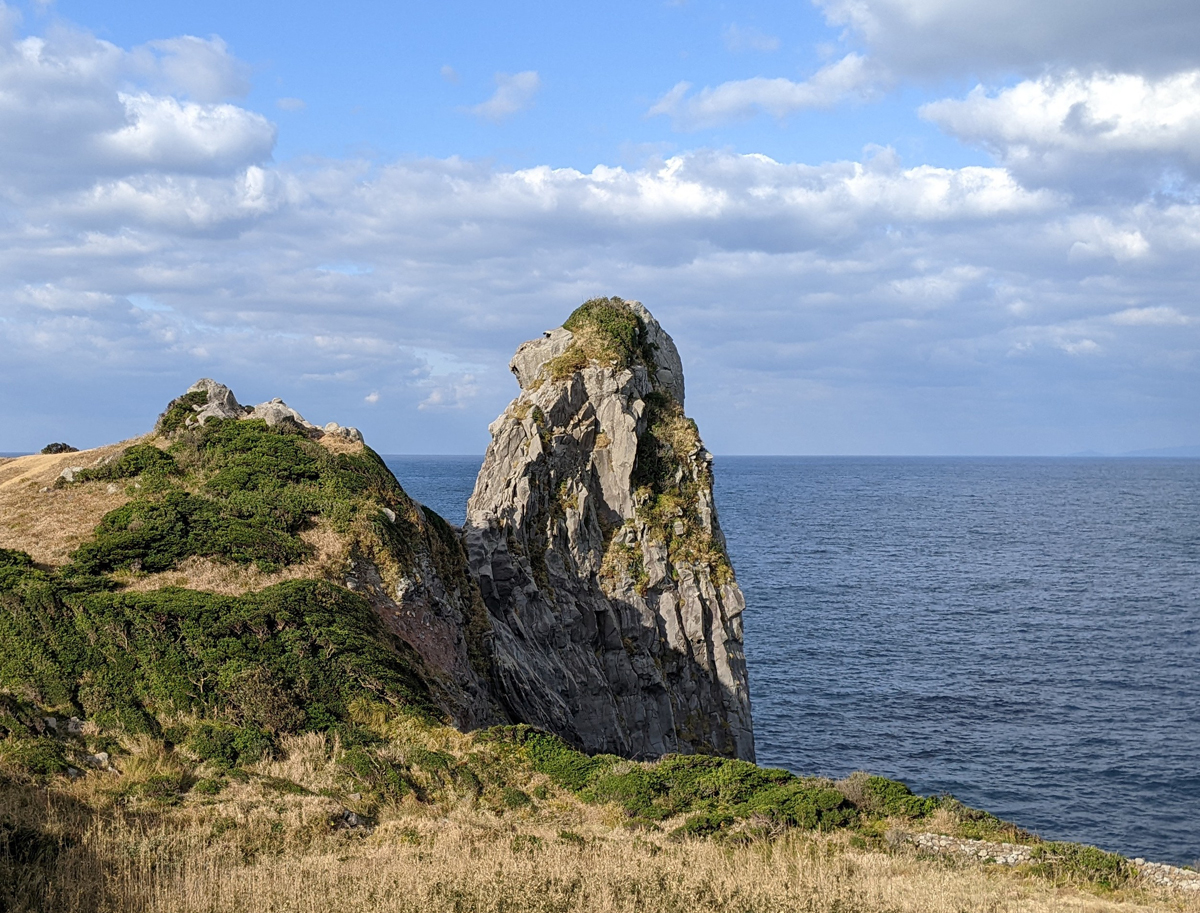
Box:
[860,774,939,818]
[157,389,210,434]
[1029,841,1136,889]
[72,445,178,484]
[0,737,69,776]
[186,722,275,767]
[0,559,436,743]
[65,417,426,577]
[561,297,648,367]
[490,727,861,835]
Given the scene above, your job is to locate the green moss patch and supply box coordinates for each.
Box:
[547,297,655,380]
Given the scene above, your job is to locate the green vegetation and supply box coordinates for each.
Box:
[156,389,210,435]
[0,402,463,783]
[68,444,178,486]
[547,297,655,380]
[491,727,865,836]
[0,567,436,738]
[60,415,431,578]
[1029,842,1138,890]
[619,391,733,587]
[39,443,78,455]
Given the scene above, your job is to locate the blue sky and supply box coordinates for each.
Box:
[1,0,1198,454]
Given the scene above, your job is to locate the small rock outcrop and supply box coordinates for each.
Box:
[464,298,754,760]
[158,379,363,443]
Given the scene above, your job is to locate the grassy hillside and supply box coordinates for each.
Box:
[0,399,1195,911]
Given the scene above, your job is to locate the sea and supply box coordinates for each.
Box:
[383,454,1200,867]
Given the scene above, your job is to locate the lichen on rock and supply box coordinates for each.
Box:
[465,297,754,760]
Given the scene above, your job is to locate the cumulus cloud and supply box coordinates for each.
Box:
[922,70,1200,194]
[134,35,252,102]
[815,0,1200,77]
[467,70,540,122]
[0,14,1197,455]
[648,54,876,129]
[0,23,274,195]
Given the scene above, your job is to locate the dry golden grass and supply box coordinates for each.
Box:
[316,435,365,455]
[5,723,1197,913]
[0,439,146,565]
[113,521,352,596]
[13,797,1198,913]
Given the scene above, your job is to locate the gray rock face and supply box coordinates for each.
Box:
[188,378,247,424]
[464,299,754,760]
[163,380,363,442]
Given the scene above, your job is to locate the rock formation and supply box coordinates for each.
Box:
[464,298,754,760]
[57,301,755,762]
[159,378,364,443]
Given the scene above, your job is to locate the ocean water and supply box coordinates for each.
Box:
[383,455,1200,866]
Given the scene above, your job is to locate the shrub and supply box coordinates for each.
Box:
[39,443,77,455]
[495,727,607,792]
[561,297,647,368]
[187,722,275,767]
[157,390,209,435]
[500,786,532,809]
[340,748,412,800]
[0,737,69,777]
[0,570,437,747]
[1029,841,1136,890]
[858,775,938,819]
[672,811,734,839]
[192,777,225,796]
[586,767,670,819]
[72,445,178,484]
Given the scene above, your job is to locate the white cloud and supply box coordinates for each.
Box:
[648,55,876,129]
[419,375,480,411]
[135,35,251,102]
[1110,306,1190,326]
[440,65,459,83]
[467,70,540,122]
[0,14,1197,455]
[922,71,1200,192]
[0,22,274,195]
[276,97,305,111]
[815,0,1200,77]
[101,93,275,172]
[364,391,380,403]
[722,24,780,53]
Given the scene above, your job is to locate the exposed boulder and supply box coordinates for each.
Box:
[464,297,754,760]
[189,378,247,424]
[157,379,363,443]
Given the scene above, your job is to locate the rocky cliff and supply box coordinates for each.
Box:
[0,299,753,762]
[464,298,755,760]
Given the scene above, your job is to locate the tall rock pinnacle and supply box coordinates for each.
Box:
[465,298,754,760]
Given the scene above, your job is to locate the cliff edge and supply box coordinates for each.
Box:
[464,297,754,760]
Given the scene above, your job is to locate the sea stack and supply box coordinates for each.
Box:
[464,298,755,760]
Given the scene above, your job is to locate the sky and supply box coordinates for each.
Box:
[1,0,1198,455]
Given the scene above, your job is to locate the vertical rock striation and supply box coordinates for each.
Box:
[465,298,754,760]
